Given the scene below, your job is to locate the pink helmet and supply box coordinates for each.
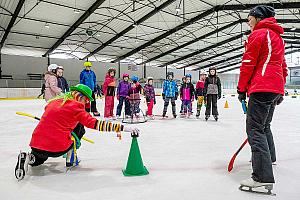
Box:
[122,73,129,78]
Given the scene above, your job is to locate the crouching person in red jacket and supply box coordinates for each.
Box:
[237,6,287,191]
[15,84,139,180]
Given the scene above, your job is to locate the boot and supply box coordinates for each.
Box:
[205,115,210,121]
[213,115,218,121]
[173,113,177,118]
[15,152,34,180]
[66,148,80,167]
[162,111,166,118]
[196,110,200,118]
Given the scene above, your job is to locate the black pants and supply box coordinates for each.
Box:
[247,92,279,183]
[163,97,176,114]
[30,123,86,166]
[86,93,98,113]
[205,94,218,116]
[116,96,130,116]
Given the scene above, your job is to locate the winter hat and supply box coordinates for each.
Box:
[84,61,92,67]
[248,5,275,19]
[70,84,94,101]
[185,74,192,78]
[147,77,154,82]
[200,69,207,75]
[209,66,217,75]
[167,71,174,78]
[131,75,139,82]
[48,64,58,72]
[122,73,129,78]
[57,65,64,70]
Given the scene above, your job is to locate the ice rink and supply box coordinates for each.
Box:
[0,96,299,200]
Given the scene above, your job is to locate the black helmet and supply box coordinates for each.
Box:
[167,71,174,78]
[248,5,275,19]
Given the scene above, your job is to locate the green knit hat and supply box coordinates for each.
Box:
[70,84,94,101]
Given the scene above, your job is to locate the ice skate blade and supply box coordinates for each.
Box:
[239,185,276,196]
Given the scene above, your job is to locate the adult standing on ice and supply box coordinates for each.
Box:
[237,5,287,192]
[44,64,62,102]
[80,61,100,116]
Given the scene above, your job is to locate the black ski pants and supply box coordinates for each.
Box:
[30,123,86,166]
[247,92,279,183]
[205,94,218,116]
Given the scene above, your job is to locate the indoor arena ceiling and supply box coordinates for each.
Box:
[0,0,300,73]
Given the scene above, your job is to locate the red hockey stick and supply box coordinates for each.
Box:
[227,138,248,172]
[227,100,248,172]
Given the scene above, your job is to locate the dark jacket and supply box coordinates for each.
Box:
[57,76,69,93]
[204,75,221,98]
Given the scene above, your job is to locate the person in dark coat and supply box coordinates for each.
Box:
[204,67,221,121]
[56,66,69,93]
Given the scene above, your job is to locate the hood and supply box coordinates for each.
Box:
[254,17,284,34]
[44,71,56,79]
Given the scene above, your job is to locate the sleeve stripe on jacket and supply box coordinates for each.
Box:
[94,120,124,132]
[262,30,272,76]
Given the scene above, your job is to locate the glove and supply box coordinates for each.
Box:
[218,94,221,100]
[154,99,156,105]
[146,97,150,103]
[162,93,165,100]
[123,126,140,137]
[191,96,194,102]
[117,95,120,100]
[273,94,284,105]
[204,95,207,102]
[237,91,246,103]
[175,92,178,100]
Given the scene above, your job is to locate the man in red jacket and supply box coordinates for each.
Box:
[237,6,287,191]
[15,84,139,180]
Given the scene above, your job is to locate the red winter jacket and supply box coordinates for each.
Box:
[237,17,288,95]
[29,99,97,152]
[102,74,116,96]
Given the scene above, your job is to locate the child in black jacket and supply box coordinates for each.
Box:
[204,67,221,121]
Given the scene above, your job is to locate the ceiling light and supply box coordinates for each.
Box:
[291,26,296,31]
[74,9,80,14]
[44,23,50,28]
[176,8,181,12]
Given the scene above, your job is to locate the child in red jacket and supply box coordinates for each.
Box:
[102,68,117,119]
[195,70,207,118]
[15,84,139,180]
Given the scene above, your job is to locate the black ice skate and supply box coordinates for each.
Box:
[239,178,275,196]
[15,151,31,180]
[214,115,218,121]
[196,111,200,118]
[173,113,177,118]
[205,115,210,121]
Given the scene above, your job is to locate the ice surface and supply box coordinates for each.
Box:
[0,96,300,200]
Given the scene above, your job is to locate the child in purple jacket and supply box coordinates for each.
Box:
[116,73,131,118]
[144,77,156,118]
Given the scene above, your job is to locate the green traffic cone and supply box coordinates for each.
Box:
[122,137,149,176]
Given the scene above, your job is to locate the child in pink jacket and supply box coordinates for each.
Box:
[44,64,62,102]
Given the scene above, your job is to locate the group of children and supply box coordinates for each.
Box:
[162,67,221,121]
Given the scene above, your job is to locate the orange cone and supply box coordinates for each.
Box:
[224,100,229,108]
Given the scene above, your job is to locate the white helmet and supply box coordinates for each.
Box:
[57,65,64,70]
[200,69,207,75]
[48,64,58,72]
